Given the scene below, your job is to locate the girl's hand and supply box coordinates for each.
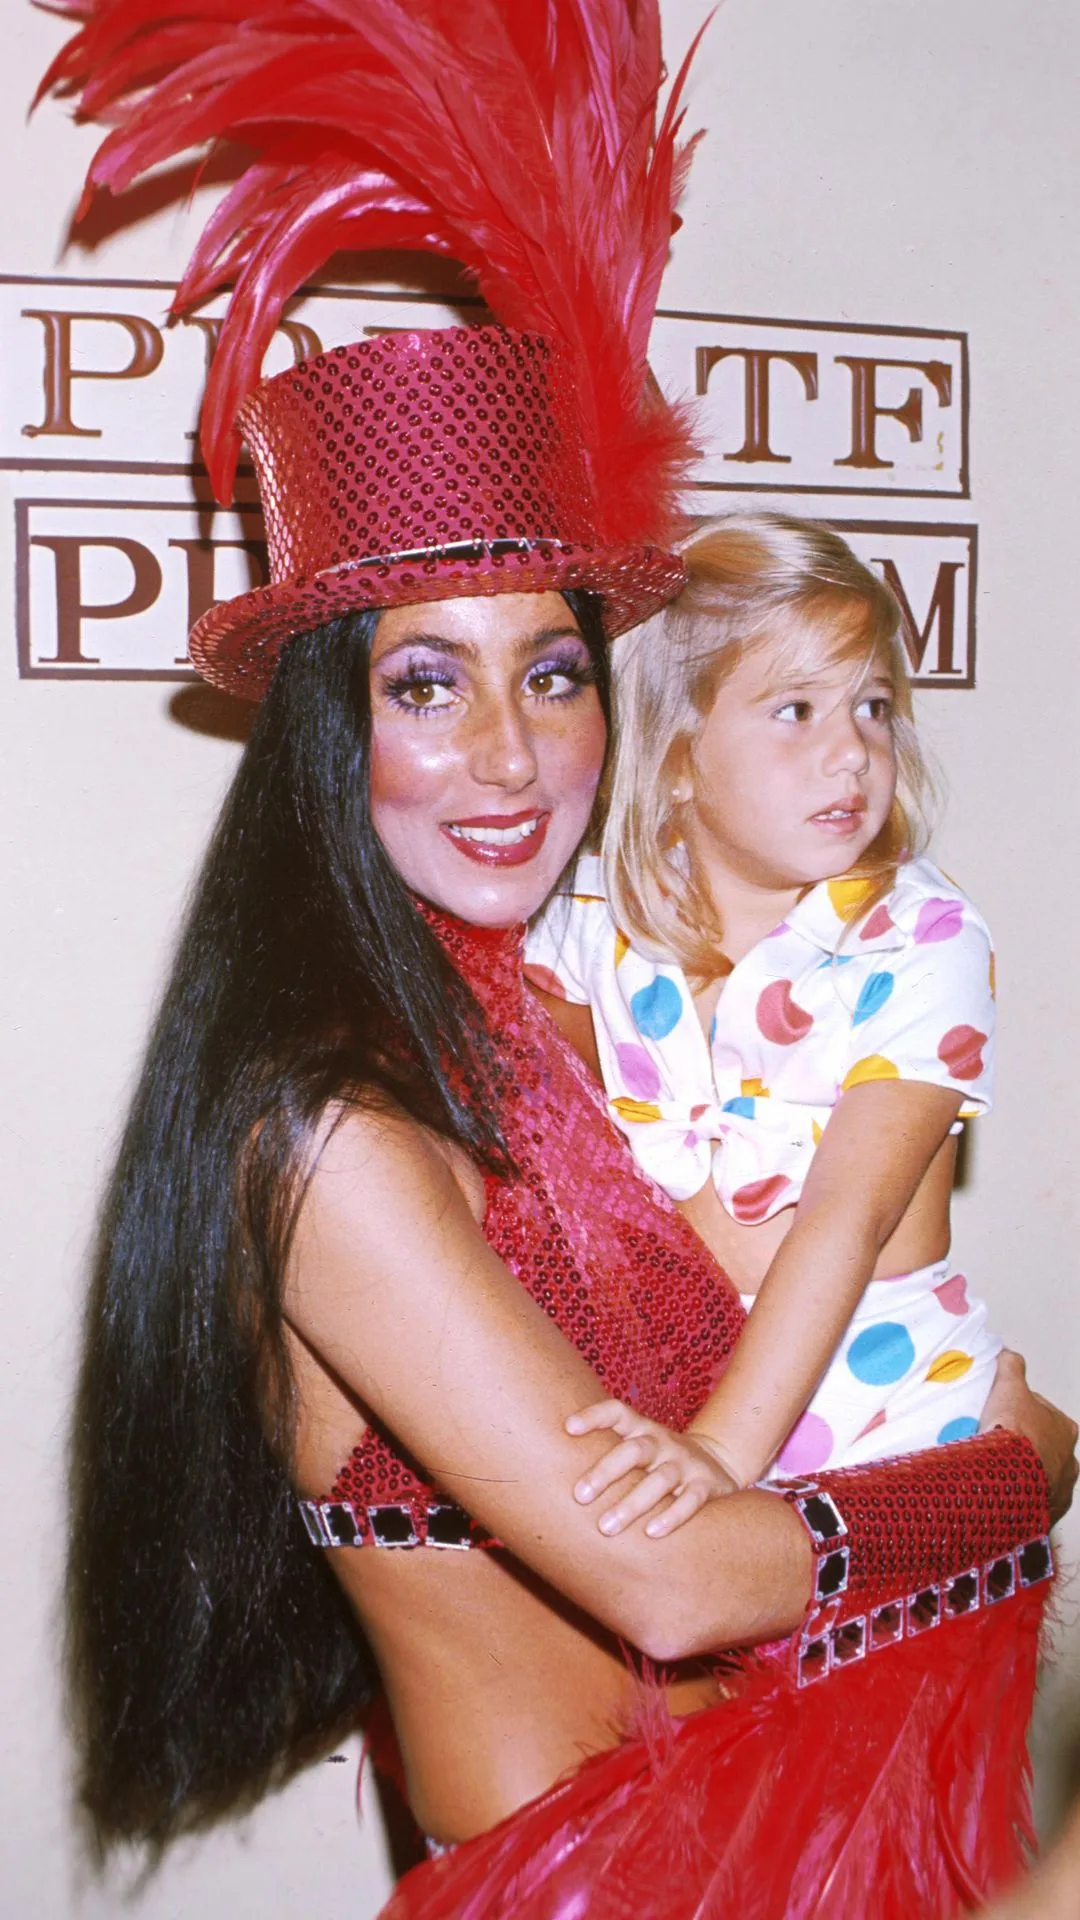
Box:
[566,1399,739,1537]
[980,1350,1078,1525]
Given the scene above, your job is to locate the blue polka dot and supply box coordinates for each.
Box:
[937,1415,979,1445]
[818,954,855,969]
[853,971,895,1026]
[629,975,684,1041]
[722,1096,755,1118]
[846,1322,916,1386]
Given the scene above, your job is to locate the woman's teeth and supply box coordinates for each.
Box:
[448,817,541,846]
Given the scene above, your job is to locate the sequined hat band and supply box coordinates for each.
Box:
[189,324,687,699]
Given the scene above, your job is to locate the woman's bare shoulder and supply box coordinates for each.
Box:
[306,1095,487,1225]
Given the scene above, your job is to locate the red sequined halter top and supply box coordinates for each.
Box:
[314,906,747,1548]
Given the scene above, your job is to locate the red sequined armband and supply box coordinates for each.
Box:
[772,1427,1052,1686]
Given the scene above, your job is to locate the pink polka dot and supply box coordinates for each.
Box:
[855,1409,887,1441]
[730,1174,793,1223]
[756,979,814,1045]
[934,1272,970,1316]
[915,897,964,943]
[859,904,895,940]
[778,1411,835,1474]
[615,1043,662,1101]
[938,1024,986,1080]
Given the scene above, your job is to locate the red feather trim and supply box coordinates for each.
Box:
[378,1584,1047,1919]
[38,0,707,517]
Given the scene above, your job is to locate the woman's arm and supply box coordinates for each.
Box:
[284,1104,812,1662]
[287,1106,1071,1664]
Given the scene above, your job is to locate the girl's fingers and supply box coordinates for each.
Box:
[573,1432,657,1504]
[597,1460,683,1536]
[565,1399,634,1437]
[645,1484,709,1537]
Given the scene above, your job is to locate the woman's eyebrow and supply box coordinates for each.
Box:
[374,625,585,666]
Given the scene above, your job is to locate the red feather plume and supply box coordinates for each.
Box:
[38,0,708,525]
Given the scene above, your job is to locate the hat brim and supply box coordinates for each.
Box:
[188,542,686,699]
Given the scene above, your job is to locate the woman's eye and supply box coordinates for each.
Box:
[384,672,457,712]
[406,681,453,708]
[526,662,587,700]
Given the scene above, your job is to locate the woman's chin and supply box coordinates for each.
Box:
[410,852,573,929]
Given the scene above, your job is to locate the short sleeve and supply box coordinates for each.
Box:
[524,857,612,1005]
[840,887,996,1117]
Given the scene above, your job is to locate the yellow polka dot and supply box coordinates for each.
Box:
[926,1350,974,1385]
[841,1055,900,1091]
[741,1077,768,1098]
[828,875,878,918]
[571,892,605,904]
[812,1119,824,1146]
[988,949,996,1000]
[614,928,630,967]
[610,1096,663,1124]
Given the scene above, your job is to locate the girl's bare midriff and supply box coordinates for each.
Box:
[677,1133,958,1296]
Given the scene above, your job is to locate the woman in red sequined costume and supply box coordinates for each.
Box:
[63,331,1074,1920]
[44,4,1076,1916]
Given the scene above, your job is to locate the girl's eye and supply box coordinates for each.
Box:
[383,671,457,713]
[773,699,813,723]
[856,695,894,723]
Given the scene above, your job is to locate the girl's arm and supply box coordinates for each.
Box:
[286,1102,1069,1664]
[573,1075,963,1532]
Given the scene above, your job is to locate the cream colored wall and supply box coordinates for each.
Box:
[2,2,1076,1914]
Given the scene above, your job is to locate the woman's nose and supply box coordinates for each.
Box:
[470,693,538,789]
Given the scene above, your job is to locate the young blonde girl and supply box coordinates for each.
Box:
[526,512,1003,1531]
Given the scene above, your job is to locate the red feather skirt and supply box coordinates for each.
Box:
[380,1582,1045,1919]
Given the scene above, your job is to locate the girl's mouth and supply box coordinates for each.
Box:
[810,799,868,836]
[442,810,551,866]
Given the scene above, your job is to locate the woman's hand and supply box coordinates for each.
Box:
[566,1399,739,1536]
[980,1350,1078,1525]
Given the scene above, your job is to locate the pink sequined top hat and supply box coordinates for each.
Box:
[188,325,687,698]
[41,0,711,700]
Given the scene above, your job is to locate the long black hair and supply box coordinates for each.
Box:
[67,590,610,1849]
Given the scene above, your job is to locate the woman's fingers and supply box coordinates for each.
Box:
[597,1460,683,1536]
[573,1431,658,1504]
[981,1349,1079,1526]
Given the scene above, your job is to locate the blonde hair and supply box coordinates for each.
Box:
[604,511,934,980]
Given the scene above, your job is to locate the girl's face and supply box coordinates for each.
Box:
[683,635,898,898]
[369,591,607,927]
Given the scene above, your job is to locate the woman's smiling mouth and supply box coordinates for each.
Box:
[442,810,551,865]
